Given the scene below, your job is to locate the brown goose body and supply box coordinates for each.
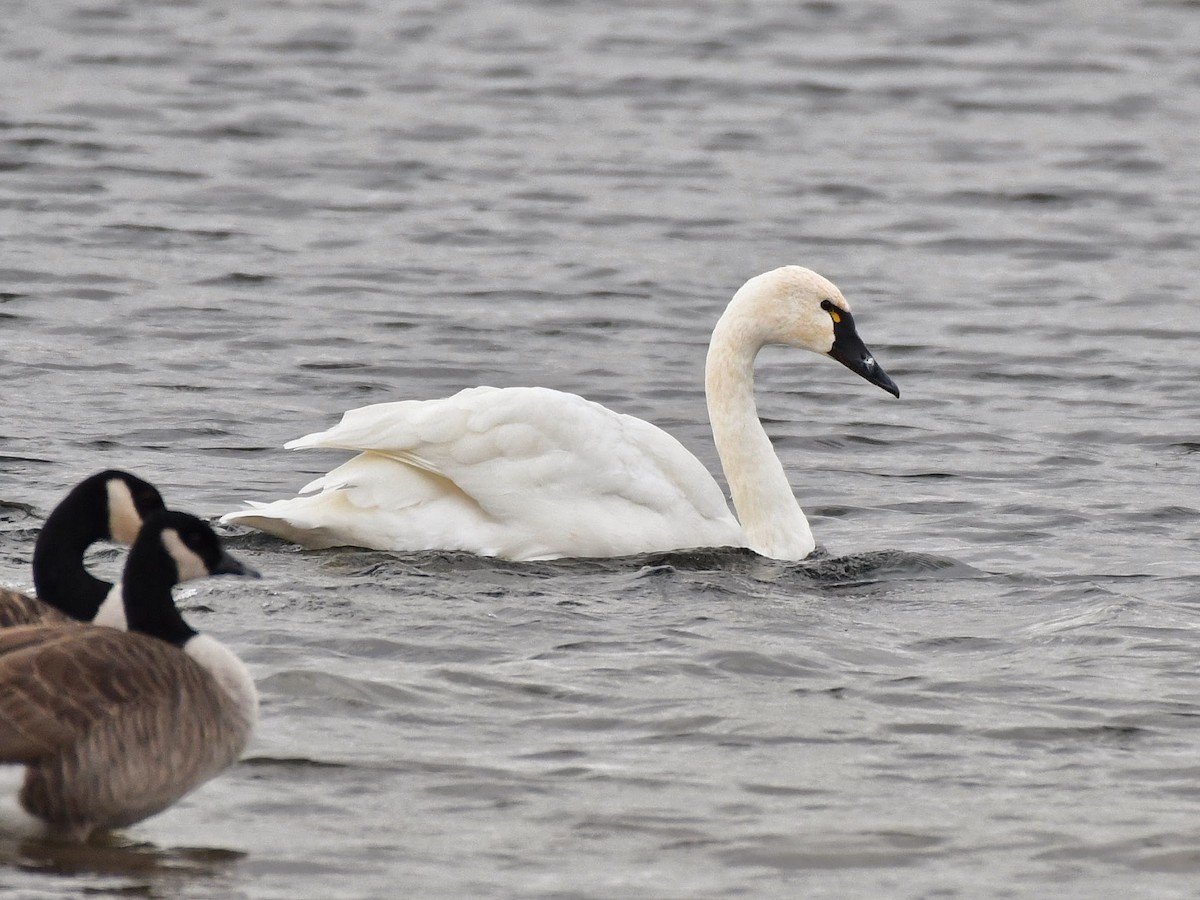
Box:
[0,625,253,839]
[0,511,259,842]
[0,592,73,628]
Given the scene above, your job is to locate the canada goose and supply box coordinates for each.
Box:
[0,510,260,842]
[0,470,166,628]
[222,266,899,560]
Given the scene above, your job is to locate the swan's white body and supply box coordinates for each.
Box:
[223,267,898,561]
[227,386,746,560]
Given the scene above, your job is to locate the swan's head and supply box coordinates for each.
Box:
[733,266,899,397]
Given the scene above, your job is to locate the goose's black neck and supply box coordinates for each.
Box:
[121,524,198,648]
[31,474,118,620]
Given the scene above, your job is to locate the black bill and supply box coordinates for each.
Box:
[827,308,900,398]
[213,550,262,579]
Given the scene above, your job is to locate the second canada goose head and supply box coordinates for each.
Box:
[121,510,260,645]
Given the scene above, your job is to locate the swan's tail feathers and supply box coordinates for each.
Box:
[284,429,448,481]
[219,502,283,529]
[283,432,326,452]
[218,501,270,525]
[297,471,351,495]
[222,500,268,514]
[281,404,408,452]
[217,450,474,552]
[219,498,357,550]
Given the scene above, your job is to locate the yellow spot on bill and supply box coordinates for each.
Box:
[830,310,841,324]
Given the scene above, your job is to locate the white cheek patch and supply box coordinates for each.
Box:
[161,529,210,582]
[106,479,142,545]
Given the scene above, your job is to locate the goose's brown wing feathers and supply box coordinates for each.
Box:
[0,590,74,628]
[0,624,250,834]
[0,624,136,759]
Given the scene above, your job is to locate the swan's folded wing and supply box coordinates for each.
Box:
[283,386,735,526]
[230,386,745,558]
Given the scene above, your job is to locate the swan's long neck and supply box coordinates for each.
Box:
[705,305,815,560]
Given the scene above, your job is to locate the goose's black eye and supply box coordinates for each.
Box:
[820,299,834,311]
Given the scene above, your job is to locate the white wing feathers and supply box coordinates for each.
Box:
[225,387,744,560]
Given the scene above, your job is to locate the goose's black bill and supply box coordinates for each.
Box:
[213,551,261,579]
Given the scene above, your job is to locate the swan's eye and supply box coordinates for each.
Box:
[820,299,841,324]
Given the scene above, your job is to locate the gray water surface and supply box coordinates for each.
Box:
[3,1,1200,897]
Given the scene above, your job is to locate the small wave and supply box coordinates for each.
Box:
[259,669,426,707]
[241,755,351,770]
[797,549,985,586]
[980,723,1148,745]
[717,830,944,871]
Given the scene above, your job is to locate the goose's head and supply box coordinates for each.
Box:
[101,470,169,544]
[121,511,260,647]
[733,266,900,397]
[42,470,167,547]
[143,511,262,585]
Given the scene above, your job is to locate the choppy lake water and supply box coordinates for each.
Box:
[3,0,1200,897]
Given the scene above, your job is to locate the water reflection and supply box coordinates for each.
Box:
[2,831,244,884]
